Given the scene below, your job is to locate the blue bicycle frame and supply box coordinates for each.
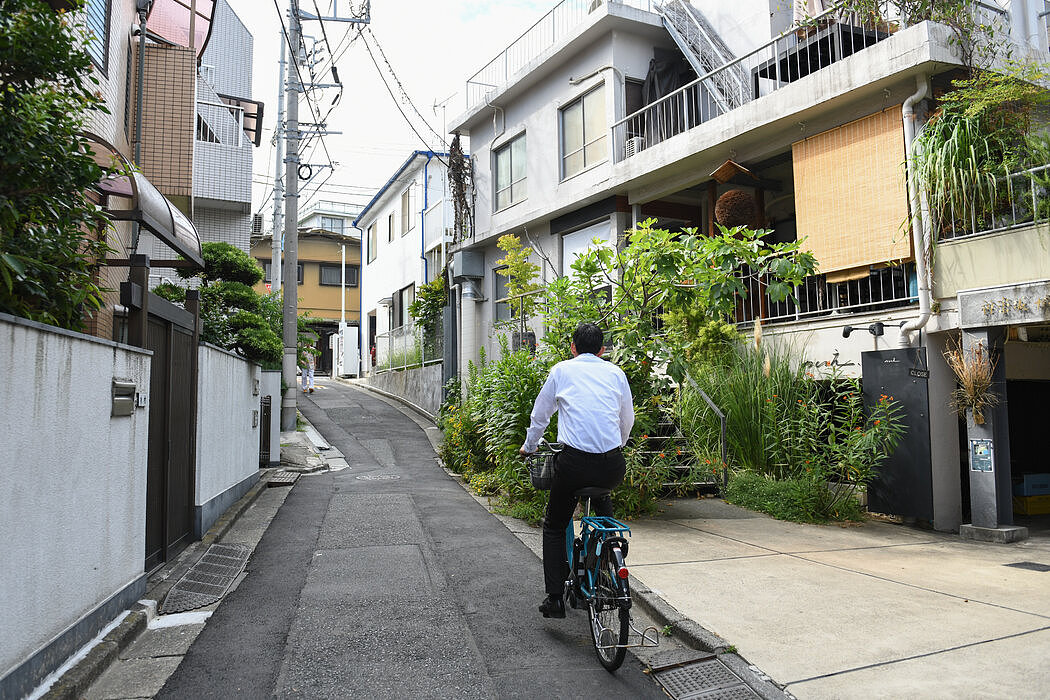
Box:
[567,515,631,601]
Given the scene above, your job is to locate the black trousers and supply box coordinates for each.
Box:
[541,445,626,596]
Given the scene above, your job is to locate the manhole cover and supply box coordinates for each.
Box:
[654,658,758,699]
[1005,561,1050,572]
[160,543,251,614]
[355,474,400,481]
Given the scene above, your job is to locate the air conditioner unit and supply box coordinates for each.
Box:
[624,136,645,159]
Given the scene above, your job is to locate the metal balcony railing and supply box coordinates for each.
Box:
[936,164,1050,241]
[374,322,443,373]
[732,262,917,327]
[612,0,1009,161]
[465,0,655,111]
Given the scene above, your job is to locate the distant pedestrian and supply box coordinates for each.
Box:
[300,350,315,393]
[519,322,634,619]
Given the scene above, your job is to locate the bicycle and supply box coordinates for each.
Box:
[527,441,659,672]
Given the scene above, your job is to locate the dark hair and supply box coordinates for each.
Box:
[572,322,604,355]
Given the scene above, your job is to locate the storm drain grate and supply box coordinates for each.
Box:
[653,658,759,700]
[268,470,300,487]
[1005,561,1050,572]
[160,543,251,614]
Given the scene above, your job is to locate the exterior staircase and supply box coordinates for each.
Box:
[656,0,751,113]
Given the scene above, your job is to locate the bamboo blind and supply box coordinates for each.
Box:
[792,107,912,275]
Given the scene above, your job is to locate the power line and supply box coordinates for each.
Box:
[359,28,449,166]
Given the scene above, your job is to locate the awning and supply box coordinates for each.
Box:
[85,133,205,269]
[147,0,215,60]
[217,93,265,147]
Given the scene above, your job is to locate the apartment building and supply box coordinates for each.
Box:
[446,0,1050,536]
[355,151,452,375]
[252,200,363,375]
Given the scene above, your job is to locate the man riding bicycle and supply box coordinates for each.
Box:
[519,322,635,619]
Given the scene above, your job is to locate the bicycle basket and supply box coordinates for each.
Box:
[529,452,558,490]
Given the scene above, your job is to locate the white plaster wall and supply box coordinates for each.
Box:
[359,156,449,372]
[195,344,260,509]
[0,315,150,679]
[693,0,778,57]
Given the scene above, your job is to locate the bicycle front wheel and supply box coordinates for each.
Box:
[589,548,629,672]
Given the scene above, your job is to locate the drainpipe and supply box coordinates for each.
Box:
[130,0,150,252]
[422,154,432,283]
[459,278,482,384]
[899,74,932,347]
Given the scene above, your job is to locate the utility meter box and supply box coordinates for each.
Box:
[451,250,484,281]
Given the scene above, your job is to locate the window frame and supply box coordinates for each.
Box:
[493,132,527,212]
[367,224,377,263]
[263,260,303,285]
[388,212,396,242]
[401,186,415,234]
[319,215,345,235]
[84,0,112,73]
[493,266,512,322]
[560,83,607,180]
[319,263,360,287]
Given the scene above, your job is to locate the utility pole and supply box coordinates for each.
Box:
[271,31,286,292]
[280,0,303,431]
[280,0,370,431]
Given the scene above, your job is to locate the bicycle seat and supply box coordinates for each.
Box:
[573,486,612,499]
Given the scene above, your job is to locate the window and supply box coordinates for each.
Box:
[561,220,614,275]
[401,186,415,234]
[263,261,303,284]
[319,264,359,287]
[388,212,396,241]
[493,267,511,322]
[320,216,345,235]
[392,284,414,328]
[561,84,606,179]
[85,0,111,71]
[494,133,526,210]
[367,224,377,263]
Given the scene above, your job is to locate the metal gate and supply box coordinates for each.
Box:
[863,348,934,521]
[143,295,198,571]
[259,395,272,464]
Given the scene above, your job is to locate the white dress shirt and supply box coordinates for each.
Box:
[522,353,635,454]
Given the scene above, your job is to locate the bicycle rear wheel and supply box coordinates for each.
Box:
[588,547,629,672]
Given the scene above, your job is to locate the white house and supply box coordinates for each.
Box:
[446,0,1050,536]
[355,150,452,375]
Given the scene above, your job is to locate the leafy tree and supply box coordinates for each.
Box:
[155,242,283,365]
[0,0,114,330]
[494,234,542,328]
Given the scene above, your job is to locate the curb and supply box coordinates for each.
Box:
[40,610,146,700]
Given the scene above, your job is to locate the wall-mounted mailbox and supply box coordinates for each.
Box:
[112,380,136,417]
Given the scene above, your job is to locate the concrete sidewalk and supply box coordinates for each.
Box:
[623,498,1050,698]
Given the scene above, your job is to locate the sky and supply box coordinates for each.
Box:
[224,0,554,225]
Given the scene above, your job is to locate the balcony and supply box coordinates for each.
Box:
[465,0,656,112]
[612,1,1009,162]
[733,263,917,328]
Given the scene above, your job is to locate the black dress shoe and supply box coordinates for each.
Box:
[539,594,565,618]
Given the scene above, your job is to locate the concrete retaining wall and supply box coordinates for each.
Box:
[0,314,150,699]
[195,344,261,537]
[361,363,444,415]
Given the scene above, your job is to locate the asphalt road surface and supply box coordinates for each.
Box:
[159,379,665,698]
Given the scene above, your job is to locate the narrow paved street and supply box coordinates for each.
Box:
[159,379,665,698]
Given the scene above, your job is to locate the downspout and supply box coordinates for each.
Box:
[899,74,932,347]
[422,153,432,283]
[130,1,150,252]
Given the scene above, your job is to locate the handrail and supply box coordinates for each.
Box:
[611,0,852,136]
[465,0,655,111]
[684,372,729,495]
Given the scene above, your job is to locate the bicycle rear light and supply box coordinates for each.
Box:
[617,566,629,580]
